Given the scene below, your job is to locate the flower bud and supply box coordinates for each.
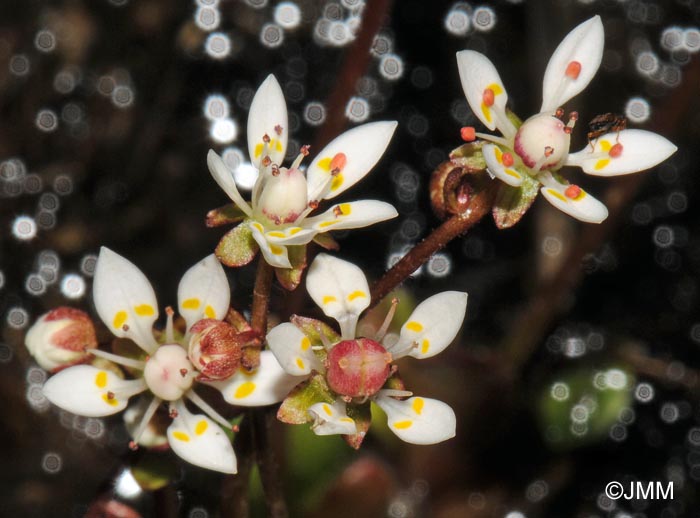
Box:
[326,338,392,398]
[188,319,244,381]
[25,307,98,372]
[256,167,308,224]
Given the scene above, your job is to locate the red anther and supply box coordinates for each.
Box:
[564,127,572,134]
[128,441,138,451]
[122,324,130,332]
[565,184,582,199]
[165,306,174,317]
[107,391,115,400]
[232,425,240,433]
[333,205,343,217]
[608,143,623,157]
[308,200,319,210]
[300,144,311,156]
[460,126,476,142]
[179,368,188,378]
[261,156,272,167]
[169,408,179,419]
[271,164,280,176]
[568,111,579,121]
[555,108,564,119]
[502,152,514,167]
[330,153,347,172]
[482,88,495,107]
[262,134,271,143]
[544,146,554,157]
[274,125,283,136]
[565,61,582,79]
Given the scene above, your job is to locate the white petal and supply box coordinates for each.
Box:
[456,50,513,135]
[248,220,292,268]
[43,365,146,417]
[206,351,304,407]
[177,254,231,331]
[247,75,288,167]
[374,394,456,445]
[264,225,318,246]
[267,323,320,376]
[93,247,159,353]
[306,121,397,200]
[482,144,524,187]
[167,404,237,474]
[306,254,370,338]
[303,200,398,233]
[207,150,253,216]
[391,291,468,360]
[565,129,677,176]
[308,400,357,436]
[540,16,604,113]
[540,185,609,224]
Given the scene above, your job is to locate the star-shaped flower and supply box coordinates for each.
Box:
[267,254,467,447]
[207,74,398,283]
[456,16,676,225]
[40,247,293,473]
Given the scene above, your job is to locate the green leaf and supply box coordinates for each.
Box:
[343,402,372,449]
[277,373,335,425]
[492,169,539,229]
[206,203,248,228]
[312,233,340,251]
[448,141,487,171]
[215,222,259,267]
[290,315,340,346]
[275,245,307,291]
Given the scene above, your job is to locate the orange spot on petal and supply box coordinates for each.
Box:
[608,143,623,158]
[565,185,582,199]
[565,61,582,79]
[482,88,495,107]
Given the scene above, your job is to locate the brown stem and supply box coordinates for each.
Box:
[242,259,275,369]
[221,423,253,518]
[252,408,289,518]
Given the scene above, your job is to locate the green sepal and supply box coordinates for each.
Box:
[448,140,487,171]
[382,369,406,392]
[215,222,259,267]
[312,232,340,251]
[130,452,179,492]
[225,307,254,333]
[492,169,540,229]
[206,203,248,228]
[343,401,372,449]
[275,245,307,291]
[290,315,340,347]
[277,372,335,425]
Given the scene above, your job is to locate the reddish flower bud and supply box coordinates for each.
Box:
[188,319,244,381]
[325,338,392,398]
[25,307,98,372]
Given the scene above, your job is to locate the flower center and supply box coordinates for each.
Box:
[143,344,194,401]
[325,338,392,398]
[513,113,572,171]
[256,166,309,225]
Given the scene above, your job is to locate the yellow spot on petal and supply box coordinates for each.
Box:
[173,431,190,442]
[340,417,354,423]
[412,397,425,415]
[481,103,492,123]
[393,420,413,429]
[546,189,567,202]
[182,298,200,310]
[322,295,337,305]
[301,337,311,351]
[494,146,503,163]
[254,143,264,158]
[421,339,430,355]
[296,358,305,370]
[134,304,155,316]
[505,169,521,179]
[113,310,127,329]
[274,139,283,152]
[204,305,216,319]
[101,393,119,406]
[599,140,612,152]
[405,321,423,333]
[338,203,351,216]
[234,381,256,399]
[252,222,264,233]
[319,220,340,229]
[195,420,208,436]
[323,404,333,416]
[270,245,284,256]
[267,231,285,238]
[95,371,108,388]
[289,227,302,235]
[594,159,611,170]
[330,174,344,191]
[487,82,504,95]
[318,157,332,171]
[347,290,366,302]
[573,190,587,202]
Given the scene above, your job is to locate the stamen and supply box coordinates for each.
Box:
[129,441,138,451]
[330,153,347,173]
[122,324,130,332]
[332,205,343,217]
[502,152,515,167]
[89,348,147,370]
[544,146,554,158]
[262,134,271,143]
[290,150,307,170]
[186,391,233,430]
[375,298,399,342]
[565,61,582,80]
[377,388,413,398]
[609,143,623,158]
[300,144,310,156]
[169,407,179,419]
[130,396,161,450]
[271,164,280,176]
[107,391,115,400]
[565,185,582,199]
[474,132,511,148]
[232,424,240,433]
[482,88,495,107]
[308,200,319,210]
[555,108,564,119]
[165,306,175,343]
[262,156,272,167]
[274,125,283,136]
[460,126,476,142]
[180,368,189,378]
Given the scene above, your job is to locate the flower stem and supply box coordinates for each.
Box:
[242,259,274,369]
[252,407,289,518]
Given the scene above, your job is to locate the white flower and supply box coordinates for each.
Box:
[267,254,468,446]
[208,74,398,269]
[456,16,677,223]
[41,247,290,474]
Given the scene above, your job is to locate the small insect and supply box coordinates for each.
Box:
[587,113,626,150]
